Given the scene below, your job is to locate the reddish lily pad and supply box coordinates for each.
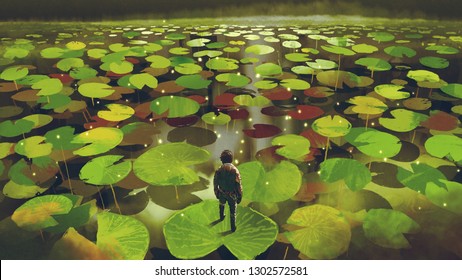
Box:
[262,88,293,101]
[421,111,459,131]
[287,105,324,120]
[243,124,282,139]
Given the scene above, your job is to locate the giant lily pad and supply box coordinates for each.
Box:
[239,160,301,203]
[271,134,310,160]
[216,73,251,87]
[407,70,439,83]
[80,155,132,185]
[71,127,124,156]
[374,84,410,100]
[397,163,446,194]
[284,204,351,259]
[150,96,200,118]
[345,128,402,158]
[175,74,211,89]
[1,66,29,81]
[163,200,278,260]
[419,56,449,69]
[347,96,388,115]
[317,70,373,89]
[11,195,74,231]
[129,73,158,89]
[425,135,462,162]
[78,83,115,99]
[363,209,420,249]
[379,109,428,132]
[44,126,83,150]
[57,58,84,72]
[384,46,416,58]
[15,136,53,158]
[355,58,392,74]
[319,158,371,191]
[205,57,239,71]
[255,63,282,76]
[367,32,395,42]
[441,83,462,99]
[245,44,275,55]
[312,115,351,138]
[133,142,210,186]
[201,112,231,125]
[426,180,462,215]
[321,45,355,56]
[32,78,63,96]
[98,104,135,122]
[96,212,149,260]
[233,95,270,107]
[0,119,34,137]
[50,227,108,260]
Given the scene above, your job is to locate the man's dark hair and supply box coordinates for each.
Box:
[220,150,233,164]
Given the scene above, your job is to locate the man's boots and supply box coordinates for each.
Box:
[231,216,236,232]
[219,204,225,221]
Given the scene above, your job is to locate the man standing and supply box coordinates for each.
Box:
[213,150,243,232]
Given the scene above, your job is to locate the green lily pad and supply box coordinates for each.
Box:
[355,58,392,72]
[216,73,250,87]
[87,48,108,59]
[146,55,171,68]
[239,160,301,203]
[282,41,302,49]
[170,56,195,67]
[133,142,210,186]
[38,94,71,110]
[1,66,29,81]
[291,66,316,75]
[4,47,29,59]
[407,70,439,82]
[426,180,462,215]
[40,47,66,59]
[319,158,371,191]
[0,106,22,119]
[307,59,338,70]
[44,126,83,151]
[419,56,449,69]
[363,209,420,249]
[175,74,211,90]
[280,79,310,90]
[326,37,354,47]
[321,45,355,56]
[193,50,223,58]
[45,199,97,234]
[347,96,388,115]
[98,104,135,122]
[0,119,34,137]
[284,204,351,259]
[97,212,149,260]
[169,47,189,55]
[16,74,49,86]
[379,109,428,132]
[109,61,133,74]
[384,46,417,58]
[32,78,63,96]
[285,53,311,62]
[425,135,462,162]
[164,200,278,260]
[206,57,239,71]
[441,83,462,99]
[352,44,378,54]
[2,180,48,199]
[186,38,211,47]
[129,73,158,89]
[345,127,402,158]
[245,44,275,55]
[165,33,186,40]
[233,95,270,107]
[12,195,74,231]
[374,84,410,100]
[201,112,231,125]
[151,95,200,117]
[174,63,202,75]
[71,127,124,156]
[312,115,351,138]
[143,43,163,53]
[80,155,131,185]
[254,80,277,89]
[70,67,98,80]
[367,32,395,42]
[397,163,446,194]
[57,58,84,72]
[271,134,310,160]
[8,159,34,185]
[317,70,373,89]
[15,136,52,158]
[255,63,282,76]
[78,83,115,99]
[426,45,459,55]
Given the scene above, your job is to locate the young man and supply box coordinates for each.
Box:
[213,150,243,232]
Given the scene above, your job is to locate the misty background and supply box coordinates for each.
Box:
[0,0,461,21]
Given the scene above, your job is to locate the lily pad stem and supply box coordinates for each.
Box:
[365,114,369,131]
[175,185,179,203]
[109,183,122,214]
[283,245,289,260]
[335,54,341,91]
[13,80,18,91]
[324,137,330,161]
[61,145,73,194]
[97,187,105,210]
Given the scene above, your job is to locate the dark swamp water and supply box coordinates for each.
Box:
[0,17,461,260]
